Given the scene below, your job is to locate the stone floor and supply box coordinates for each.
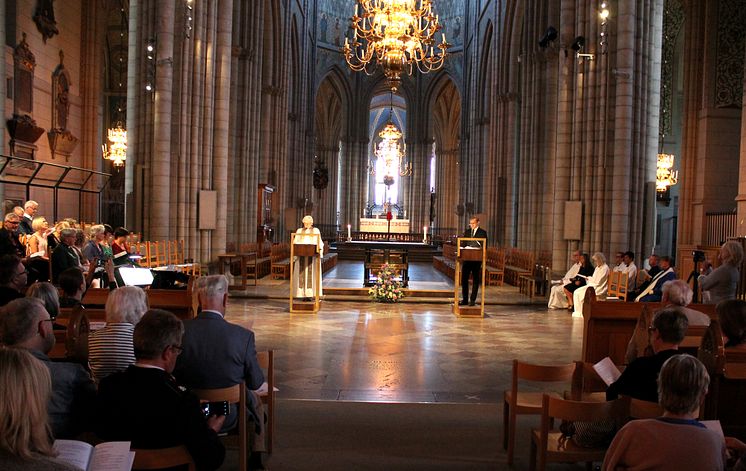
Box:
[224,261,584,404]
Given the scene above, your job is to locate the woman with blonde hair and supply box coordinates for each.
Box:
[699,240,744,304]
[0,347,77,470]
[26,217,51,259]
[26,282,60,321]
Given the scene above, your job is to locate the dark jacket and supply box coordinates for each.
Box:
[606,349,680,402]
[96,365,225,471]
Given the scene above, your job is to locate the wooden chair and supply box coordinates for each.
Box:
[256,350,275,453]
[607,271,621,299]
[529,395,630,471]
[569,361,608,402]
[132,445,196,470]
[192,382,247,471]
[503,360,577,465]
[65,305,90,363]
[628,397,663,419]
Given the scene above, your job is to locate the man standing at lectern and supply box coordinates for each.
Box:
[460,217,487,306]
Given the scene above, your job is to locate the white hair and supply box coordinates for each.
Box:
[105,286,149,324]
[196,275,228,301]
[302,215,314,224]
[24,200,38,210]
[662,280,693,306]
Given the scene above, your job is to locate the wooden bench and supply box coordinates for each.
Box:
[580,289,716,365]
[699,320,746,440]
[504,248,534,286]
[486,247,505,286]
[432,243,456,279]
[321,252,338,273]
[270,243,290,280]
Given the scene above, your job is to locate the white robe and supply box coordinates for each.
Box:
[547,262,581,309]
[572,264,610,317]
[293,228,324,298]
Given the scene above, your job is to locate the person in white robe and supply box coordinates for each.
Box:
[548,250,581,309]
[572,252,610,318]
[293,215,324,300]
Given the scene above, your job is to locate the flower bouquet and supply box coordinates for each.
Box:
[368,263,405,303]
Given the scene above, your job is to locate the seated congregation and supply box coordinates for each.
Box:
[0,273,270,470]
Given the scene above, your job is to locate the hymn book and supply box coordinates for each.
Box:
[593,356,622,386]
[53,440,134,471]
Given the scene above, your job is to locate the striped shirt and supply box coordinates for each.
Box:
[88,323,136,382]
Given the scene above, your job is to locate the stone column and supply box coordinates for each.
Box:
[150,0,176,240]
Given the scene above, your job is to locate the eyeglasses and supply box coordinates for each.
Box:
[37,318,54,330]
[647,326,657,333]
[170,345,184,355]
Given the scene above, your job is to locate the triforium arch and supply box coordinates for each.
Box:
[314,67,350,227]
[426,72,461,234]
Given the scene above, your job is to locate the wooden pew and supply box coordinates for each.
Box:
[504,248,534,286]
[485,247,505,286]
[580,289,716,365]
[432,243,456,279]
[699,320,746,440]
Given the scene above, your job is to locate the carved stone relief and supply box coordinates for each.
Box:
[715,0,746,108]
[7,33,44,161]
[48,50,79,161]
[660,0,683,137]
[33,0,59,43]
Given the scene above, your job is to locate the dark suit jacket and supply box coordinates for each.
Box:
[30,350,96,439]
[96,365,225,471]
[51,243,80,283]
[0,228,25,257]
[19,216,33,235]
[173,311,265,429]
[461,227,488,249]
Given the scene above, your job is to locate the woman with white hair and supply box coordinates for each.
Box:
[82,224,106,262]
[88,286,149,382]
[571,252,610,318]
[699,240,744,304]
[603,355,726,469]
[293,215,324,300]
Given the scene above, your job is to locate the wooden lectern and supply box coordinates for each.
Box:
[453,238,487,317]
[289,233,322,313]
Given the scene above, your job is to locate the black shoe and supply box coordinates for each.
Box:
[469,301,476,306]
[458,300,467,306]
[249,451,267,470]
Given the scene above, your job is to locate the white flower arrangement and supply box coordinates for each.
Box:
[368,263,405,303]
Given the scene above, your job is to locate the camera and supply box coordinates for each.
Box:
[202,401,230,417]
[692,250,706,263]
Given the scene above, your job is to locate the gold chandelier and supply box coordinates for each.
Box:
[371,121,413,181]
[102,124,127,168]
[344,0,450,91]
[656,153,678,192]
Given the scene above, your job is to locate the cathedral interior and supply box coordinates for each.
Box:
[3,0,744,267]
[3,1,746,469]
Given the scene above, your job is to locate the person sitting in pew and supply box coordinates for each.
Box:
[0,298,96,438]
[603,354,726,470]
[624,280,710,363]
[718,299,746,348]
[608,307,687,402]
[58,268,87,309]
[563,253,594,311]
[633,256,675,302]
[571,252,610,317]
[547,250,581,309]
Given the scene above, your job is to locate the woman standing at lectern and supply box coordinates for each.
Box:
[294,215,324,301]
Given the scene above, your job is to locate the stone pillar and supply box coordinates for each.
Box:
[151,0,176,240]
[737,42,746,237]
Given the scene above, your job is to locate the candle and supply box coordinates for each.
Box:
[347,224,351,240]
[423,226,428,240]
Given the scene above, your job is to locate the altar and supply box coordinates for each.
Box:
[359,217,410,233]
[340,240,425,287]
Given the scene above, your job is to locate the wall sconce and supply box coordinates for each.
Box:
[145,39,155,92]
[538,26,558,48]
[572,36,594,60]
